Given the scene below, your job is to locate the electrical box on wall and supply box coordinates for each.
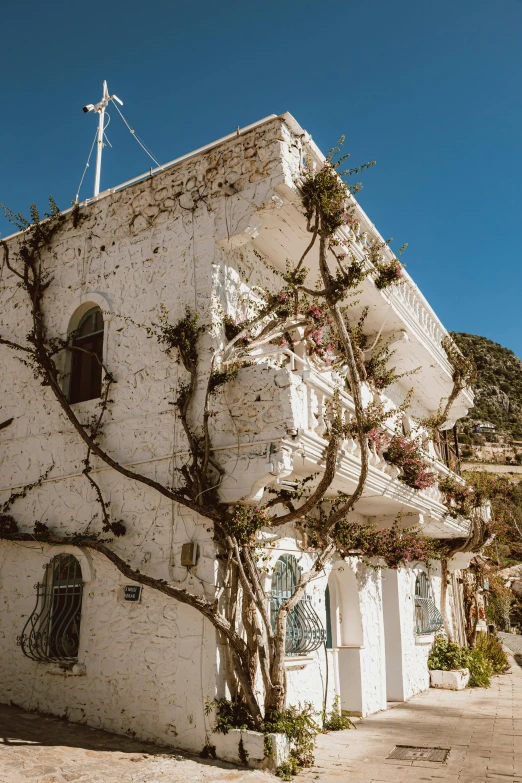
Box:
[181,542,199,567]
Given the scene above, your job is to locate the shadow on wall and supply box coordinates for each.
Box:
[0,703,233,771]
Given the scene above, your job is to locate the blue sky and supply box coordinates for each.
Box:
[1,0,521,358]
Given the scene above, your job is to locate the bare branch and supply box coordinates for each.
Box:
[270,424,342,527]
[295,216,319,272]
[1,240,25,281]
[0,337,33,354]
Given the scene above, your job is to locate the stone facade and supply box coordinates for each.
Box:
[0,114,470,754]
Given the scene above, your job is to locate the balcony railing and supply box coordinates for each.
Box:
[251,348,462,503]
[302,140,472,391]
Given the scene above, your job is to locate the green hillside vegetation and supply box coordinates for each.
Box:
[451,332,522,441]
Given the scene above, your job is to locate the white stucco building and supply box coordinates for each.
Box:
[0,113,472,755]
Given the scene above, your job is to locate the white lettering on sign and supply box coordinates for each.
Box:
[123,585,142,602]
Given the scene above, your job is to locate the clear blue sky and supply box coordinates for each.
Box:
[1,0,521,358]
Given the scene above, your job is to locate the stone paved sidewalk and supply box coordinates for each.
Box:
[0,704,272,783]
[1,642,521,783]
[297,640,522,783]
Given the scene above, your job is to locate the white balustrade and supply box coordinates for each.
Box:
[251,347,460,504]
[302,144,451,367]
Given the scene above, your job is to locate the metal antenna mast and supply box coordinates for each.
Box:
[82,81,123,198]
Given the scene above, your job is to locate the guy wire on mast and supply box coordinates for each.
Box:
[76,80,162,202]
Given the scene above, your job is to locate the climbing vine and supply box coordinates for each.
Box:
[0,135,487,771]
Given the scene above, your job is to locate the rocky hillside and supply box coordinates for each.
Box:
[451,332,522,442]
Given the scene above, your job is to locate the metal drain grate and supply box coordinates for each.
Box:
[387,746,450,763]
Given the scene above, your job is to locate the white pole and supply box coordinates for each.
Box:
[93,105,105,198]
[93,81,108,198]
[82,81,123,199]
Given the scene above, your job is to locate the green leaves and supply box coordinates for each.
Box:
[373,258,403,290]
[208,365,240,394]
[428,635,471,671]
[322,696,355,732]
[156,307,202,370]
[301,163,351,238]
[334,520,440,568]
[427,633,505,688]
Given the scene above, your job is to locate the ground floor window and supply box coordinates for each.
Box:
[414,571,443,635]
[270,554,325,655]
[18,554,84,663]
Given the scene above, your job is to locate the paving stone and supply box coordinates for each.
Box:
[294,649,522,783]
[2,651,522,782]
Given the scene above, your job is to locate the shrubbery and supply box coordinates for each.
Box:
[206,698,321,779]
[205,695,357,779]
[428,633,509,689]
[475,631,510,674]
[428,636,470,671]
[322,696,355,732]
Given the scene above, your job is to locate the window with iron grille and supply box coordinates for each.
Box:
[414,571,443,635]
[325,583,333,649]
[18,554,84,663]
[270,554,325,655]
[69,306,104,403]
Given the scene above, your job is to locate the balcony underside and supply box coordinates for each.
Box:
[215,361,470,540]
[288,429,469,539]
[223,181,472,425]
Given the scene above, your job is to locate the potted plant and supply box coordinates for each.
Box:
[427,635,471,690]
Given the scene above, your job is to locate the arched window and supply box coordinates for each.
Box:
[270,554,325,655]
[18,554,84,662]
[414,571,443,636]
[69,306,104,403]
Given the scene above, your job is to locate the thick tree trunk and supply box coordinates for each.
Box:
[1,531,264,727]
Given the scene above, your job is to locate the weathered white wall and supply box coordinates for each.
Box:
[0,109,470,754]
[324,557,387,717]
[356,563,387,714]
[260,543,389,719]
[0,117,298,749]
[0,541,218,751]
[396,567,434,700]
[382,563,464,703]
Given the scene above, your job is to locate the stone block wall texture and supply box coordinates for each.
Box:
[357,564,388,715]
[0,112,460,751]
[396,567,437,699]
[392,564,464,703]
[0,117,298,749]
[0,542,216,752]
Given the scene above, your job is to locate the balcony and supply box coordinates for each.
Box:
[216,349,470,538]
[226,120,473,426]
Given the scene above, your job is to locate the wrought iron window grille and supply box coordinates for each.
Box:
[18,554,84,663]
[414,572,443,635]
[270,554,325,655]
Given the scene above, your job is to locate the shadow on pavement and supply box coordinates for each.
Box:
[0,703,238,772]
